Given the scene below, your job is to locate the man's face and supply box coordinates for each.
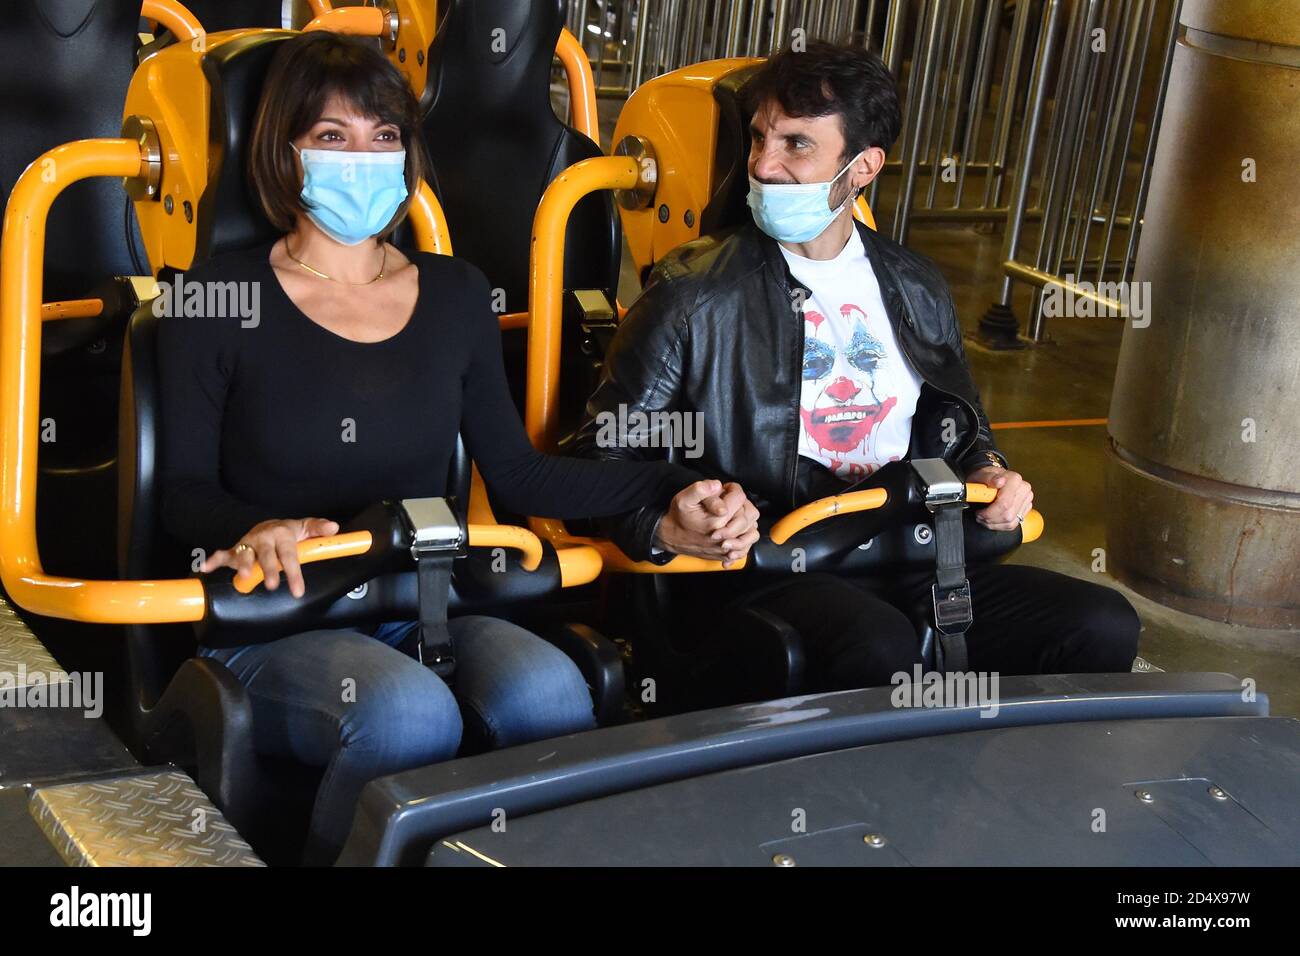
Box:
[748,100,862,212]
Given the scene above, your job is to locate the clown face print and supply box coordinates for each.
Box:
[782,230,922,481]
[801,305,898,456]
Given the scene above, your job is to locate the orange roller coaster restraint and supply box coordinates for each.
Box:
[140,0,204,41]
[303,6,386,37]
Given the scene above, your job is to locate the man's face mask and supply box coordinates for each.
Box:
[747,150,863,243]
[293,145,408,246]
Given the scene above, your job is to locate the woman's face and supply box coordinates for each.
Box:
[292,92,403,153]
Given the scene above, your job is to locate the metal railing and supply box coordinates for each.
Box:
[565,0,1181,346]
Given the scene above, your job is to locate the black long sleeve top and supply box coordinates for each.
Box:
[156,242,698,553]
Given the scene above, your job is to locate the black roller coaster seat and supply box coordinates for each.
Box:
[166,0,285,33]
[421,0,619,314]
[0,0,145,302]
[420,0,620,425]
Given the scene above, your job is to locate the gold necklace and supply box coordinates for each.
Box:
[286,240,387,285]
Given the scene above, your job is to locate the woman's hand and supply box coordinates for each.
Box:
[201,517,341,598]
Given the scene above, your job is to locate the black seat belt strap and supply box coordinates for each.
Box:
[911,459,973,674]
[417,553,456,681]
[931,503,972,673]
[401,497,466,683]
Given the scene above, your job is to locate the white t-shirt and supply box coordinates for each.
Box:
[780,229,923,483]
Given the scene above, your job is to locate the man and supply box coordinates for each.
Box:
[575,41,1139,692]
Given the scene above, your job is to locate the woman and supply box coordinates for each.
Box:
[157,32,756,865]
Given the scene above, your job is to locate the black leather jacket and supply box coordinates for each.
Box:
[573,218,1008,561]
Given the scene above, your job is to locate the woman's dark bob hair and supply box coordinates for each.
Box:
[249,31,429,238]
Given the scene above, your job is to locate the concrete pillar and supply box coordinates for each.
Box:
[1106,0,1300,629]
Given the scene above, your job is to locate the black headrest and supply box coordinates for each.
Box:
[699,62,763,238]
[194,30,295,265]
[421,0,619,313]
[172,0,284,32]
[0,0,145,297]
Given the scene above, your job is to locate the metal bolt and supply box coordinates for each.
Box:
[398,47,406,63]
[163,194,174,215]
[657,203,670,223]
[1136,789,1154,803]
[417,50,424,66]
[684,209,695,228]
[863,833,887,848]
[914,524,932,545]
[183,200,193,224]
[1208,786,1228,801]
[771,853,796,867]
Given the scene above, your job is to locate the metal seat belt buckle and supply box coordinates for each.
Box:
[932,579,973,634]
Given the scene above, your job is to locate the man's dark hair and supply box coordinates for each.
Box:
[741,40,902,162]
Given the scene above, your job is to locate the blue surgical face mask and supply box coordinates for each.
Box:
[746,151,863,243]
[293,145,408,246]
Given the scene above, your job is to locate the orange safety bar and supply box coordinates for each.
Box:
[141,0,204,42]
[555,27,601,147]
[233,531,373,593]
[964,482,1043,540]
[41,298,104,321]
[771,482,1042,545]
[303,5,386,36]
[769,488,889,546]
[232,523,547,593]
[306,0,332,16]
[0,139,210,622]
[407,180,452,255]
[0,138,574,623]
[525,155,641,449]
[466,467,603,588]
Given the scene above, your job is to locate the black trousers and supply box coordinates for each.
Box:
[682,563,1141,694]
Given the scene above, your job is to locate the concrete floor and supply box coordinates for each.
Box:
[588,94,1300,719]
[924,221,1300,719]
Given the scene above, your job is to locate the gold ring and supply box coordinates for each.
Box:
[233,542,252,555]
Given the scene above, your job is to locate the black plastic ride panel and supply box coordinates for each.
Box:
[425,714,1300,866]
[336,672,1273,866]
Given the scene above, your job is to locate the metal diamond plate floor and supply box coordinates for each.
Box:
[30,770,264,867]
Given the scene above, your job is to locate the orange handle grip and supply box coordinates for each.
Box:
[966,482,1044,541]
[41,298,103,321]
[231,524,546,594]
[233,531,374,594]
[468,524,543,572]
[769,487,889,546]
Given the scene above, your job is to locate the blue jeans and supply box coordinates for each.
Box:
[200,615,595,865]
